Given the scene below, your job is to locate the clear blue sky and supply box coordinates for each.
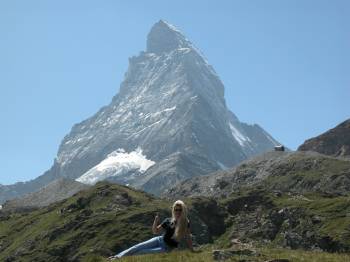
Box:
[1,1,349,185]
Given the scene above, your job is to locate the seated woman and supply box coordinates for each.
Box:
[108,200,193,260]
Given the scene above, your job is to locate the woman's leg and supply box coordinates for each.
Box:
[133,236,171,255]
[115,236,164,258]
[159,235,171,252]
[133,246,165,255]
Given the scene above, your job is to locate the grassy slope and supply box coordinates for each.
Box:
[260,154,350,195]
[213,189,350,251]
[0,182,173,261]
[1,180,350,261]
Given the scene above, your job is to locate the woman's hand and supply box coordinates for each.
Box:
[154,212,160,223]
[152,212,162,234]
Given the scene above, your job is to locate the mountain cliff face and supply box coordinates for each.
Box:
[0,20,279,202]
[298,119,350,157]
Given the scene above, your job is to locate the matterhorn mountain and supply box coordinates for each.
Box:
[0,20,280,202]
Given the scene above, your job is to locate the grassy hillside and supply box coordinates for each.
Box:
[214,188,350,252]
[165,151,350,199]
[1,181,349,261]
[0,182,173,261]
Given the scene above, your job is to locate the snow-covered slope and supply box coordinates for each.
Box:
[76,148,155,185]
[0,20,280,202]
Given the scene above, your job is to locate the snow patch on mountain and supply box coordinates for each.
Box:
[229,123,251,146]
[76,148,155,185]
[217,161,229,170]
[151,106,176,117]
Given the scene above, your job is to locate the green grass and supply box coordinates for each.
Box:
[0,182,173,261]
[82,247,350,262]
[261,155,350,194]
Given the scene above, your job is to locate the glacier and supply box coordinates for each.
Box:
[76,148,155,185]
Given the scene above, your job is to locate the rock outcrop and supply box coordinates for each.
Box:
[298,119,350,157]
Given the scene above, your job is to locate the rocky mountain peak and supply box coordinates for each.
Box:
[146,20,191,54]
[0,20,280,202]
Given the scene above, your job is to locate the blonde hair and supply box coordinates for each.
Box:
[171,200,189,241]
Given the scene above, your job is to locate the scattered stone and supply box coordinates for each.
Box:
[283,232,303,249]
[273,190,282,197]
[217,180,229,189]
[231,238,241,244]
[311,215,323,224]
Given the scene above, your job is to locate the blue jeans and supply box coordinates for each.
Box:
[114,236,171,258]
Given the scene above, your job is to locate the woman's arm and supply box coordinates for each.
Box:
[186,228,194,251]
[152,213,162,234]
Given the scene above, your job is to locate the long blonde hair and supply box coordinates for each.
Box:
[171,200,189,241]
